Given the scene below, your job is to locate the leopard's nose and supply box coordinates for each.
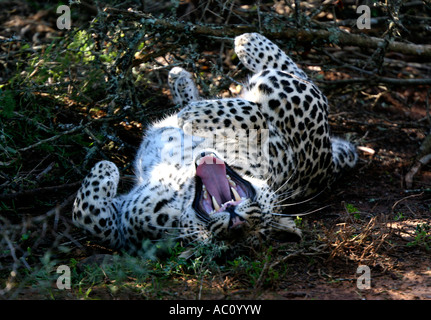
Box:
[230,215,245,229]
[226,207,245,229]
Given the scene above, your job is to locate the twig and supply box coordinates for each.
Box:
[391,192,424,212]
[270,244,328,269]
[17,116,119,153]
[17,122,89,153]
[316,77,431,86]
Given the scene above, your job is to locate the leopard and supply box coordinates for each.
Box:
[72,33,357,257]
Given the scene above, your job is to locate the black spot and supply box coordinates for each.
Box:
[75,210,82,220]
[156,214,169,226]
[291,96,301,105]
[298,122,305,131]
[154,199,169,213]
[293,80,307,93]
[93,225,101,234]
[261,70,271,77]
[310,104,318,119]
[278,108,285,118]
[289,115,296,129]
[99,218,106,227]
[310,87,320,98]
[258,83,274,95]
[268,76,280,88]
[268,99,281,110]
[281,80,293,93]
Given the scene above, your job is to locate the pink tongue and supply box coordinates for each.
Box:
[196,156,232,205]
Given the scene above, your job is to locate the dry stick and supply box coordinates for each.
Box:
[391,192,424,212]
[316,77,431,86]
[17,116,119,153]
[104,8,431,58]
[18,122,90,153]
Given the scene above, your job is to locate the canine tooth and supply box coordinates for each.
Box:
[231,187,241,201]
[203,190,208,200]
[226,175,236,187]
[212,196,220,211]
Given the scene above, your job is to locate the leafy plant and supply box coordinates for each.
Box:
[407,223,431,252]
[345,203,359,214]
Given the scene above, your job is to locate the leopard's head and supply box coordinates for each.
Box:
[186,152,302,252]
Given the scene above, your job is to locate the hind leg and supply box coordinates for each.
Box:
[234,33,310,81]
[72,161,123,248]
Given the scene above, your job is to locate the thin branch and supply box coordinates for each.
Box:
[104,7,431,58]
[316,77,431,86]
[17,116,119,153]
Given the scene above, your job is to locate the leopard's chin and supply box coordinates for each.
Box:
[192,153,256,224]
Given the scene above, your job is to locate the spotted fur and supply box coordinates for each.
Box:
[72,33,357,255]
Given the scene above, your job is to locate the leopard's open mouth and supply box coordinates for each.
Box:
[193,154,256,222]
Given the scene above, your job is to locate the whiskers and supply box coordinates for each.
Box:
[258,167,299,210]
[269,204,331,218]
[272,187,328,209]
